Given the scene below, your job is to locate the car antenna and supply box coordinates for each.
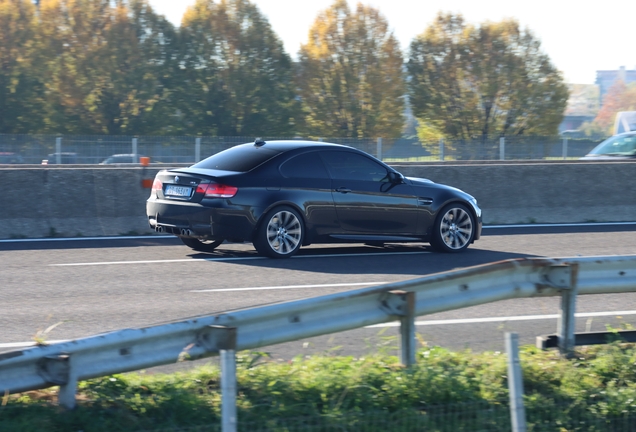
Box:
[254,138,266,147]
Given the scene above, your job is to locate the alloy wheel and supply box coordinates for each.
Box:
[266,210,302,255]
[439,207,473,250]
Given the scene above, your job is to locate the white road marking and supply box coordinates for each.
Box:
[2,310,636,349]
[366,310,636,328]
[483,222,636,229]
[48,251,429,266]
[50,257,264,266]
[0,340,68,349]
[191,282,388,293]
[0,235,173,243]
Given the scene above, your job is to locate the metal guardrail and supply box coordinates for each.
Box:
[2,255,636,423]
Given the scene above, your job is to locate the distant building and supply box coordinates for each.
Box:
[595,66,636,102]
[614,111,636,135]
[559,84,600,133]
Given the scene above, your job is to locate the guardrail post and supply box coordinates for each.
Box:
[37,353,77,409]
[58,371,78,409]
[500,137,505,160]
[400,291,416,367]
[505,332,527,432]
[380,290,416,367]
[376,137,382,161]
[439,138,444,161]
[132,137,138,159]
[204,326,238,432]
[55,137,62,165]
[195,137,201,163]
[196,325,238,431]
[562,137,568,160]
[221,349,237,432]
[557,264,579,356]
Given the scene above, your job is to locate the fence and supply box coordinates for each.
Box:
[0,134,607,164]
[2,255,636,431]
[5,395,636,431]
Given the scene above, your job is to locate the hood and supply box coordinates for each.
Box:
[406,176,477,203]
[405,176,434,185]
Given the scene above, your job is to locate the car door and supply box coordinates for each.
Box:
[320,150,418,234]
[278,151,339,237]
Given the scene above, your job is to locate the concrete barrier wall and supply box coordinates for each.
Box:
[0,167,166,239]
[395,162,636,225]
[0,162,634,239]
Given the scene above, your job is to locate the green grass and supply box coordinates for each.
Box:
[4,344,636,431]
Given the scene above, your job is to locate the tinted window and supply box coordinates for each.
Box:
[320,151,389,182]
[279,152,329,178]
[193,144,282,172]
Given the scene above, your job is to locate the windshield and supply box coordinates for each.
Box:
[589,134,636,156]
[192,144,282,172]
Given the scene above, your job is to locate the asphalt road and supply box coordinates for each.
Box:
[2,224,636,372]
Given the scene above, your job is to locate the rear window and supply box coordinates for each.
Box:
[193,144,282,172]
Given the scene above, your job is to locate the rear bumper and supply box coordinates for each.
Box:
[146,198,258,241]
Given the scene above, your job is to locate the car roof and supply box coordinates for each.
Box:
[613,131,636,137]
[243,140,351,152]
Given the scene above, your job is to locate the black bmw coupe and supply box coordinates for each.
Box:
[146,139,482,258]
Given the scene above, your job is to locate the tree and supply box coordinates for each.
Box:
[0,0,44,133]
[36,0,175,134]
[177,0,297,136]
[296,0,405,138]
[593,80,636,133]
[407,13,568,142]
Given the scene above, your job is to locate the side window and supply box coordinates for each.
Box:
[279,152,330,178]
[320,151,389,182]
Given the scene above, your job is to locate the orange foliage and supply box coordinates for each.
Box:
[594,80,636,130]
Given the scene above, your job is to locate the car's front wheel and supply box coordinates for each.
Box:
[180,237,224,252]
[430,203,475,253]
[254,206,304,258]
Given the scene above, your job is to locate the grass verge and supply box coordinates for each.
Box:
[3,343,636,431]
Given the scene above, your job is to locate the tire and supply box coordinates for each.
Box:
[254,206,304,258]
[430,203,475,253]
[180,237,224,252]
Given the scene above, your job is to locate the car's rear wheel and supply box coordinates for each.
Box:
[180,237,223,252]
[430,203,475,253]
[254,206,304,258]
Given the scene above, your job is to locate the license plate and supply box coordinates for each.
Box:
[165,185,192,197]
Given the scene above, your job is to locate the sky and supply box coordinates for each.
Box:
[148,0,636,85]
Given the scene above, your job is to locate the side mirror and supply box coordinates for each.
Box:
[388,171,404,184]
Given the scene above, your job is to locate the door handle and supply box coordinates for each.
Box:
[335,187,351,194]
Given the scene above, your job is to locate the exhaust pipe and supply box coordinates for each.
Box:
[155,226,164,233]
[179,229,194,237]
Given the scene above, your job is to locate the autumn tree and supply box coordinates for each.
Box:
[407,14,568,142]
[0,0,44,133]
[592,80,636,133]
[296,0,405,138]
[36,0,176,134]
[177,0,297,136]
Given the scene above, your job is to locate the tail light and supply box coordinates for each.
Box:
[150,177,162,198]
[196,183,238,198]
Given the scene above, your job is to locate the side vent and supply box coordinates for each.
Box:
[418,197,433,205]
